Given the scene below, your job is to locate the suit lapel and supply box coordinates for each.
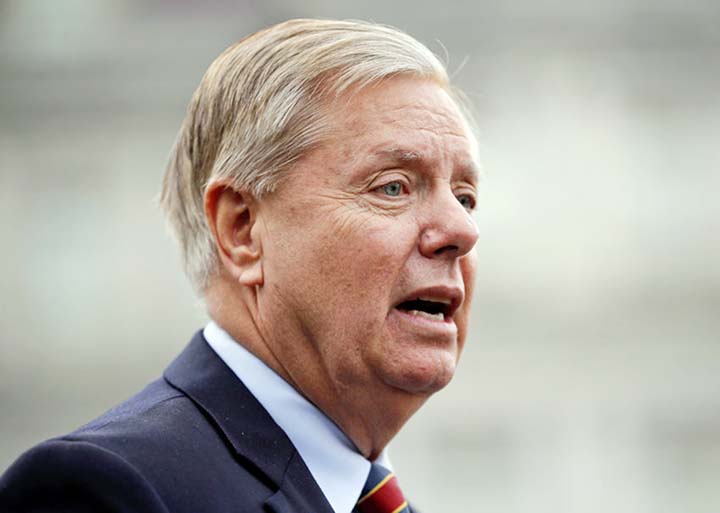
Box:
[264,452,336,513]
[163,331,334,513]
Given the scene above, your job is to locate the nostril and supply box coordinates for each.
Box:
[433,244,459,256]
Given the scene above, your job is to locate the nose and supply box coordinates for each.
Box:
[419,189,479,259]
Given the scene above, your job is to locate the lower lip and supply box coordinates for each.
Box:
[388,308,458,338]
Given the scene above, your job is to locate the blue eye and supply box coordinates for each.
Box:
[457,194,475,210]
[381,182,403,197]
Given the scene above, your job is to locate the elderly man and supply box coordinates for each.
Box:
[0,19,479,513]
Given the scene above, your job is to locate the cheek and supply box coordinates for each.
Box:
[318,236,401,309]
[265,201,420,323]
[272,216,407,315]
[317,213,414,278]
[461,249,478,297]
[456,250,478,349]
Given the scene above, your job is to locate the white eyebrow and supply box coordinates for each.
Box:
[372,147,480,183]
[374,148,423,163]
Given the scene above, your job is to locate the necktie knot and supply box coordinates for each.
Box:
[355,463,410,513]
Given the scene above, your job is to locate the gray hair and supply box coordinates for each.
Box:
[160,18,465,293]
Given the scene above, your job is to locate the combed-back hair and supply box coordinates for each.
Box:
[160,18,466,293]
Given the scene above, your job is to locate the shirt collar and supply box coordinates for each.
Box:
[203,321,391,513]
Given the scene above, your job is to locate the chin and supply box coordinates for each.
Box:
[380,351,458,395]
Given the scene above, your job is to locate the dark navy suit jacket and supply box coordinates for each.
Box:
[0,331,336,513]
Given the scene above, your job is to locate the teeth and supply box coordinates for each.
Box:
[407,309,445,321]
[418,296,452,305]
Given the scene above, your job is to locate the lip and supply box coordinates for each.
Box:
[392,285,464,320]
[387,307,458,343]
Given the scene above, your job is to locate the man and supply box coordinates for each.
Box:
[0,19,479,513]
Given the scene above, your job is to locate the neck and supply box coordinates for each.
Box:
[205,278,427,460]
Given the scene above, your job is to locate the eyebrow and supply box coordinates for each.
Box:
[372,147,481,183]
[375,148,423,163]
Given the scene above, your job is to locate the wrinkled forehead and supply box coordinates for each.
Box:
[322,76,480,171]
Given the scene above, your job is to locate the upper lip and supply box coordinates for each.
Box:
[394,285,464,319]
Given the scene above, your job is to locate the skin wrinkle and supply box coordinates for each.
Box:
[216,209,311,398]
[161,20,459,292]
[352,159,479,220]
[365,146,480,185]
[255,193,381,401]
[207,75,479,459]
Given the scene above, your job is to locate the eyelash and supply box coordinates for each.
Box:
[456,193,476,211]
[378,181,407,197]
[374,180,476,212]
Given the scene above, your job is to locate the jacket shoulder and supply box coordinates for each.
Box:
[1,378,273,513]
[0,438,170,513]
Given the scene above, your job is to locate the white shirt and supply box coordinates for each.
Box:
[203,321,392,513]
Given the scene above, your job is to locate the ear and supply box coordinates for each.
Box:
[204,181,263,287]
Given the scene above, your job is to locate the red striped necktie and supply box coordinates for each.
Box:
[355,463,410,513]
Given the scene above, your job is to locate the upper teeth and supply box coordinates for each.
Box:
[408,310,445,321]
[418,296,451,305]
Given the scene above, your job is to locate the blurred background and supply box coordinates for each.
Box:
[1,1,719,512]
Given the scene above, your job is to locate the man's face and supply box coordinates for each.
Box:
[255,75,479,405]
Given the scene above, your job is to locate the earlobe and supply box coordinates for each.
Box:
[204,182,264,287]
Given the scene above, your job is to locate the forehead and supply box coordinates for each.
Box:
[322,76,479,178]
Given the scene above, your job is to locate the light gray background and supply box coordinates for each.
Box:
[1,1,719,512]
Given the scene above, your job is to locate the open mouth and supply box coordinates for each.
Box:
[395,298,453,322]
